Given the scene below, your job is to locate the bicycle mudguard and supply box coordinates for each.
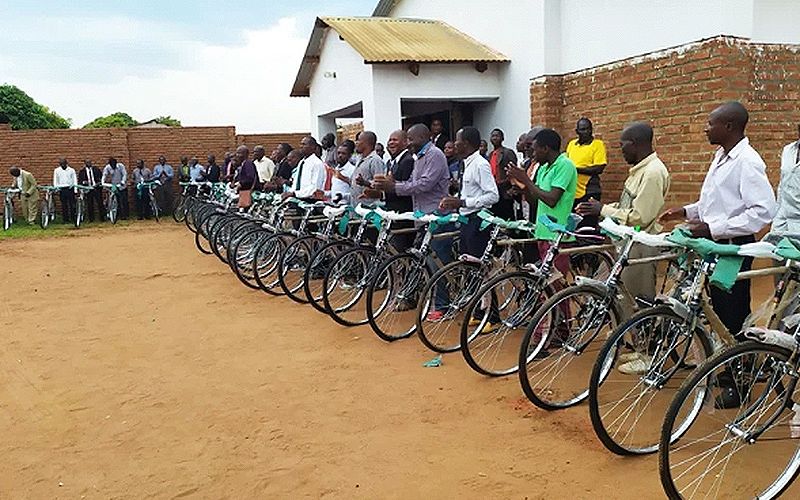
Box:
[654,294,690,320]
[743,327,798,351]
[574,276,610,294]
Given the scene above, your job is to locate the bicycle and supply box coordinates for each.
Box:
[137,180,162,222]
[659,239,800,499]
[102,183,121,224]
[37,185,58,229]
[589,228,794,456]
[1,187,21,230]
[74,184,94,227]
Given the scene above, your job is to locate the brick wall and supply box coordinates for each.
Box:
[530,36,800,207]
[336,122,364,143]
[235,133,308,153]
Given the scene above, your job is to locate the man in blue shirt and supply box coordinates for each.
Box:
[152,155,175,212]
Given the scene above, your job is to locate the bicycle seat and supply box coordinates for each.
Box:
[323,205,348,218]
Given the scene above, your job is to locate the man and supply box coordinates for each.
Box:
[151,155,174,214]
[204,154,221,183]
[253,145,275,188]
[431,118,449,150]
[516,133,529,166]
[234,145,258,209]
[350,131,385,204]
[507,129,577,275]
[576,122,670,301]
[189,157,204,182]
[766,124,800,243]
[9,166,38,225]
[479,140,489,160]
[177,156,191,183]
[282,136,325,200]
[659,101,776,344]
[78,159,105,222]
[324,145,356,204]
[53,157,77,223]
[488,128,518,220]
[375,142,386,161]
[131,159,152,219]
[321,133,337,167]
[223,152,235,182]
[102,157,129,219]
[443,140,462,186]
[273,143,295,190]
[566,117,607,228]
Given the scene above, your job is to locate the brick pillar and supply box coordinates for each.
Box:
[530,75,564,130]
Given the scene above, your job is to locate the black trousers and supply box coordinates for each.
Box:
[135,187,151,219]
[117,188,130,219]
[460,213,499,322]
[87,187,104,222]
[59,188,75,223]
[708,234,755,338]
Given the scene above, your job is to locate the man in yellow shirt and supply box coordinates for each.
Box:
[566,117,606,227]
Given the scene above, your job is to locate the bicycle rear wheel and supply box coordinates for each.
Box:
[107,194,118,224]
[304,240,353,313]
[4,198,13,230]
[231,228,267,289]
[39,200,49,229]
[367,253,430,342]
[659,341,800,499]
[173,193,186,222]
[323,246,376,326]
[253,233,291,295]
[75,197,84,228]
[589,306,713,455]
[279,235,320,303]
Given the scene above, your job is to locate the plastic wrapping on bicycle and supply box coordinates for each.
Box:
[743,326,798,350]
[74,184,95,192]
[667,227,781,259]
[138,180,162,187]
[100,183,120,191]
[322,205,349,218]
[0,187,21,193]
[476,209,536,233]
[251,191,275,202]
[373,207,418,222]
[599,218,681,248]
[37,185,61,191]
[297,200,329,211]
[537,214,604,242]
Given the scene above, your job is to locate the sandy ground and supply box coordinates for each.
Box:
[0,222,793,499]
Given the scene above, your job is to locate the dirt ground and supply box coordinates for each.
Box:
[0,222,793,499]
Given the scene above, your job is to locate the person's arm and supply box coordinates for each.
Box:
[23,174,37,196]
[53,169,58,187]
[707,161,777,239]
[575,140,608,175]
[120,167,127,186]
[463,163,499,209]
[395,155,447,197]
[165,166,173,181]
[601,170,667,228]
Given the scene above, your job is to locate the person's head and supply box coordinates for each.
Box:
[431,118,444,136]
[619,122,655,166]
[479,140,488,156]
[84,159,92,168]
[455,126,481,158]
[525,125,544,158]
[531,128,562,165]
[386,130,408,157]
[207,154,216,165]
[9,166,20,177]
[58,157,68,169]
[300,136,318,158]
[705,101,749,146]
[235,145,249,163]
[356,131,377,155]
[276,143,292,161]
[180,156,188,165]
[158,155,166,165]
[253,145,265,161]
[342,139,356,156]
[443,141,455,158]
[108,157,118,168]
[190,156,199,166]
[490,128,504,148]
[321,133,336,149]
[408,123,431,151]
[287,149,302,167]
[516,133,527,154]
[136,159,145,169]
[576,117,593,143]
[375,142,385,158]
[336,145,351,166]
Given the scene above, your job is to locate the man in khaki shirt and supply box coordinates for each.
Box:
[577,122,670,300]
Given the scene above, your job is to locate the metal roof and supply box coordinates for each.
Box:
[290,16,509,97]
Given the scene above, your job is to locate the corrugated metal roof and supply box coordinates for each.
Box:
[290,16,509,97]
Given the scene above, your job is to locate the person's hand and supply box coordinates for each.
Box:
[371,172,395,193]
[438,196,462,211]
[281,191,293,200]
[687,221,712,239]
[313,189,325,200]
[355,174,371,188]
[658,207,686,224]
[360,188,382,199]
[576,198,602,217]
[506,163,530,187]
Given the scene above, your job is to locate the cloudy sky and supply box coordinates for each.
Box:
[0,0,375,132]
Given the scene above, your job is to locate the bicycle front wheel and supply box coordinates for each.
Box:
[39,200,49,229]
[4,199,12,230]
[75,197,84,228]
[659,341,800,499]
[279,235,320,303]
[304,240,353,313]
[107,195,118,224]
[323,246,376,327]
[173,193,186,222]
[367,253,430,342]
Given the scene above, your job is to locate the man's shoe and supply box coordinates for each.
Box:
[478,322,498,335]
[617,353,653,375]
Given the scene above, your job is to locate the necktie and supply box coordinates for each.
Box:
[323,166,333,191]
[88,168,94,186]
[295,160,305,190]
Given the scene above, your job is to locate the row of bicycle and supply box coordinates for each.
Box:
[182,187,800,500]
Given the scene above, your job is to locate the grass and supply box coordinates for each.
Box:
[0,218,138,240]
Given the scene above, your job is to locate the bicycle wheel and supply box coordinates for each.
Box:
[39,199,49,229]
[231,228,267,289]
[151,195,160,223]
[461,271,552,377]
[185,197,199,232]
[659,341,800,499]
[253,232,291,295]
[173,193,186,223]
[367,253,430,342]
[304,240,353,313]
[323,246,376,327]
[210,215,237,263]
[518,284,621,409]
[279,235,320,303]
[75,197,84,228]
[4,198,12,230]
[195,210,220,255]
[589,305,714,455]
[107,194,118,224]
[416,260,484,353]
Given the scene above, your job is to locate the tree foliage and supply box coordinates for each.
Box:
[0,84,71,130]
[153,115,181,127]
[83,112,138,129]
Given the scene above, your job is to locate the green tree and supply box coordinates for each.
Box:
[153,115,181,127]
[0,84,71,129]
[83,112,138,129]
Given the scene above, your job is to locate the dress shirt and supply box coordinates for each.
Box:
[601,152,670,233]
[384,150,415,213]
[103,163,127,186]
[190,164,205,182]
[53,166,77,188]
[395,141,450,214]
[151,163,174,182]
[254,156,276,183]
[132,167,152,184]
[292,154,325,199]
[459,150,499,215]
[684,137,776,240]
[80,166,102,187]
[351,151,386,203]
[326,162,355,203]
[16,175,23,190]
[770,140,800,238]
[323,147,337,167]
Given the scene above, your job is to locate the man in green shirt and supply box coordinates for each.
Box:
[507,128,577,273]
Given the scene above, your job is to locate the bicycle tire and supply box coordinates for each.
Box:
[366,253,430,342]
[231,228,267,289]
[209,215,235,263]
[518,284,621,409]
[39,200,49,229]
[588,305,714,455]
[4,199,12,230]
[173,193,186,223]
[253,232,292,295]
[659,340,800,499]
[107,194,118,224]
[75,197,84,228]
[304,240,354,313]
[278,235,320,303]
[322,246,377,327]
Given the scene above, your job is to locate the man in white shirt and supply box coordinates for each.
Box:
[659,101,776,340]
[766,124,800,243]
[325,145,355,204]
[53,157,77,223]
[282,136,325,200]
[253,145,275,188]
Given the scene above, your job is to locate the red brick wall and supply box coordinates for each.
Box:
[530,36,800,207]
[235,133,308,153]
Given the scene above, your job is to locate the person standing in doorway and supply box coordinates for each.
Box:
[488,128,517,220]
[431,118,449,151]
